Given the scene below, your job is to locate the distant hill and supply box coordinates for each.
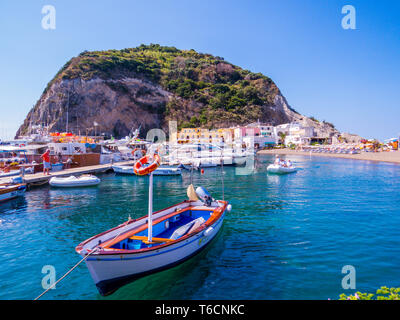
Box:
[16,44,338,138]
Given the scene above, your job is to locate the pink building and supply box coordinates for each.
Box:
[234,126,261,140]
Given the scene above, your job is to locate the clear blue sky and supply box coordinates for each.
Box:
[0,0,399,140]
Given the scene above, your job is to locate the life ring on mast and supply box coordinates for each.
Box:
[134,154,161,176]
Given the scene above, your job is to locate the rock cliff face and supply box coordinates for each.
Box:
[16,44,339,138]
[18,77,171,138]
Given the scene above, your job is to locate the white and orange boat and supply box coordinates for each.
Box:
[76,153,230,296]
[0,183,26,202]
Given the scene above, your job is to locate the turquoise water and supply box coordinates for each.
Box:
[1,154,400,300]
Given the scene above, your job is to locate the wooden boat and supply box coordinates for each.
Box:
[0,183,26,202]
[77,154,230,296]
[49,175,100,187]
[267,164,297,174]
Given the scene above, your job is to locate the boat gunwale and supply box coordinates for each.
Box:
[76,200,227,256]
[0,183,26,195]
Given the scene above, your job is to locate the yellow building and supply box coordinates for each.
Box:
[177,127,234,145]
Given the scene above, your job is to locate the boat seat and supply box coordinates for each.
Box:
[129,235,174,244]
[170,217,205,240]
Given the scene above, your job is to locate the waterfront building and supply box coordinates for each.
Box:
[274,122,315,146]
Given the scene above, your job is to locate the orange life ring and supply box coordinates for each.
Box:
[134,154,161,176]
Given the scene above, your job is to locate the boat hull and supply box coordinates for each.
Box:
[267,164,297,174]
[78,201,226,296]
[0,184,26,202]
[0,170,20,178]
[90,215,223,295]
[49,176,100,187]
[112,165,181,176]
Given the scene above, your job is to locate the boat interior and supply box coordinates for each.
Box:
[106,206,216,250]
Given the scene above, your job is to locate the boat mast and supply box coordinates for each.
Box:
[66,90,69,133]
[148,171,154,243]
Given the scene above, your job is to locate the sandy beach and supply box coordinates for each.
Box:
[257,148,400,165]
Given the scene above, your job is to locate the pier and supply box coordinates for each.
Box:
[0,160,135,187]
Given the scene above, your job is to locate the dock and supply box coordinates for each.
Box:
[0,160,135,187]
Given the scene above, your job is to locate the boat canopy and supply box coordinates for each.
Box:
[0,146,27,153]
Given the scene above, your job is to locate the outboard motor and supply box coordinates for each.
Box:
[195,186,212,206]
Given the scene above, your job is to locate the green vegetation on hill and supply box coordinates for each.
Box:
[44,44,285,129]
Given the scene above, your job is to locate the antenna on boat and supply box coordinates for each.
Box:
[190,151,194,185]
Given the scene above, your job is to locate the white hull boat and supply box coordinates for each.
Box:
[0,170,20,178]
[49,175,101,187]
[153,167,182,176]
[112,165,136,175]
[112,165,181,176]
[76,196,228,296]
[267,164,297,174]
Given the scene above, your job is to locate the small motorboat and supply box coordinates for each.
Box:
[152,167,181,176]
[267,164,297,174]
[112,165,136,175]
[112,165,181,176]
[77,154,230,296]
[49,175,100,187]
[0,183,26,202]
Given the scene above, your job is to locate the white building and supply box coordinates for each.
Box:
[274,123,315,146]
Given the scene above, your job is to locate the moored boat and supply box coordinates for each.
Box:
[0,170,20,178]
[112,164,182,176]
[0,183,26,202]
[76,153,230,296]
[49,175,101,187]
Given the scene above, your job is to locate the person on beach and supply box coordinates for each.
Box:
[41,149,51,175]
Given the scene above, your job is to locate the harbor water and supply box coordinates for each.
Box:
[1,154,400,299]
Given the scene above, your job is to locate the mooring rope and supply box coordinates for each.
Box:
[34,247,99,300]
[34,217,133,300]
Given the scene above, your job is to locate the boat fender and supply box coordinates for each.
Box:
[227,204,232,212]
[203,227,214,237]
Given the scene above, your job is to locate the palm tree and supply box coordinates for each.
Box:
[278,132,287,145]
